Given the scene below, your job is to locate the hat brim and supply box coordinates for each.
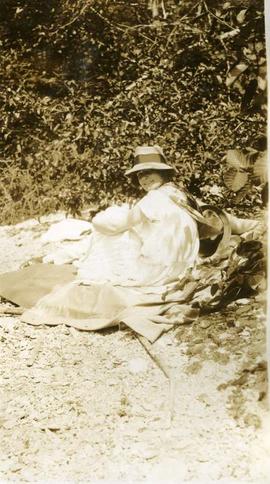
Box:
[125,162,175,176]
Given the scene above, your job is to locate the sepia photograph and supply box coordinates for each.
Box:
[0,0,268,482]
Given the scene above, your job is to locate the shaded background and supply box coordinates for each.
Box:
[0,0,266,223]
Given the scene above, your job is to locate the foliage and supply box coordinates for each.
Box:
[223,148,267,204]
[0,0,266,223]
[190,224,267,314]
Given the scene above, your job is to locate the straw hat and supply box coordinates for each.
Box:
[125,145,175,175]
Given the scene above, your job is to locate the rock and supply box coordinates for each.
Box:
[243,413,262,429]
[199,320,212,329]
[193,337,204,344]
[190,343,205,355]
[128,358,148,373]
[197,393,211,406]
[185,360,203,374]
[212,351,230,365]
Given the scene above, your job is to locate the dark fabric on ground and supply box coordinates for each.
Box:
[0,263,76,308]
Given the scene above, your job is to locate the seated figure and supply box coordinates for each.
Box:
[0,146,260,341]
[75,145,200,287]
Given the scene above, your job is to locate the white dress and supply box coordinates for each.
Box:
[22,183,200,341]
[75,183,199,286]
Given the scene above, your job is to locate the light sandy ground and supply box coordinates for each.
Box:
[0,215,269,483]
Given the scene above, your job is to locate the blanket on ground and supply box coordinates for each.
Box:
[0,231,265,342]
[0,263,199,342]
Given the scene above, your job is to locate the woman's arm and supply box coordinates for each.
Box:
[92,204,144,235]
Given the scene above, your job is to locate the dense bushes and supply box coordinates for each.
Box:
[0,0,266,223]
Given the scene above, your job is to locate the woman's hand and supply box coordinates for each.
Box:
[126,205,143,228]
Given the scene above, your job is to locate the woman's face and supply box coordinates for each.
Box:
[137,170,165,192]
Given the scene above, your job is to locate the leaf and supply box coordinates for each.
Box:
[258,75,267,91]
[253,152,267,183]
[236,9,247,24]
[234,184,250,202]
[226,63,249,87]
[208,184,223,197]
[223,168,248,192]
[247,273,265,290]
[226,149,249,169]
[255,42,265,54]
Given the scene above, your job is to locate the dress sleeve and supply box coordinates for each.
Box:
[136,190,164,221]
[92,205,130,235]
[92,204,145,235]
[136,185,188,221]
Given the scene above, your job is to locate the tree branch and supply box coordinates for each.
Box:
[203,2,234,30]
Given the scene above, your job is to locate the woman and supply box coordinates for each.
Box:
[8,145,198,341]
[75,145,199,287]
[0,145,260,340]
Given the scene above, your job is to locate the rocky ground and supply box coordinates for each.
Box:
[0,214,269,483]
